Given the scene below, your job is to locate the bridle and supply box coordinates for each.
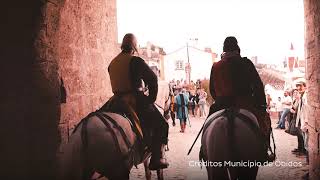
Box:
[155,95,170,115]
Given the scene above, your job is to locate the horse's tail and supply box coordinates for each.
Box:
[58,112,98,180]
[224,108,235,159]
[58,121,86,180]
[224,108,237,180]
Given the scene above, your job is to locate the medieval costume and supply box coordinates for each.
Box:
[208,37,272,159]
[175,90,189,133]
[108,33,169,170]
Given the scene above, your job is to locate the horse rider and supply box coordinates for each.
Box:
[108,33,169,170]
[208,36,272,159]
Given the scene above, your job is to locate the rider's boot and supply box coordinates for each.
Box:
[149,142,169,170]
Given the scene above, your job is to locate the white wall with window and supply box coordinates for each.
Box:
[163,47,213,82]
[175,60,184,70]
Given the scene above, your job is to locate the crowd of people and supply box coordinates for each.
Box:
[266,79,309,166]
[168,79,208,133]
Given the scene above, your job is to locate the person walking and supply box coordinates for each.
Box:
[169,85,176,126]
[189,91,197,117]
[195,88,201,117]
[266,94,272,111]
[175,89,189,133]
[275,97,283,124]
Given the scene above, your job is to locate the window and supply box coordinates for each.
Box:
[175,60,184,70]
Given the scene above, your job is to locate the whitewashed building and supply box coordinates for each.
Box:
[163,46,216,82]
[139,42,166,80]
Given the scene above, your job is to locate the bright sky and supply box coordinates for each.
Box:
[117,0,305,64]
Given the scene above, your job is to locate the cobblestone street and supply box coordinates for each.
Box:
[129,116,309,180]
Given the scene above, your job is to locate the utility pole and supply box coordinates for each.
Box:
[186,42,191,84]
[185,38,197,84]
[186,42,190,64]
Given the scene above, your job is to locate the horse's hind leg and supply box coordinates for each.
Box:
[143,157,164,180]
[156,169,163,180]
[144,158,152,180]
[58,125,86,180]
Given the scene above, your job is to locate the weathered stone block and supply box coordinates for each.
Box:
[304,0,320,179]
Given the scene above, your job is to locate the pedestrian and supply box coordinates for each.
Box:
[198,89,207,118]
[189,91,197,117]
[169,79,176,92]
[195,88,201,117]
[289,89,300,125]
[266,93,272,111]
[184,88,190,100]
[293,79,308,159]
[183,80,188,88]
[175,89,189,133]
[175,80,182,93]
[276,91,292,129]
[287,89,302,149]
[196,79,201,89]
[190,80,195,87]
[275,97,283,124]
[169,87,176,126]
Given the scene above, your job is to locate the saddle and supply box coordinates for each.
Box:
[101,95,144,140]
[76,97,147,178]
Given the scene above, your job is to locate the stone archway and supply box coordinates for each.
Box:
[0,0,319,179]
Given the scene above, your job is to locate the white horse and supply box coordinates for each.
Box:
[201,108,267,180]
[58,81,171,180]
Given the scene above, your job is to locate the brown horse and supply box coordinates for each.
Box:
[201,108,266,180]
[58,81,171,180]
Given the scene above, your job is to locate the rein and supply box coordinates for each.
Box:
[155,93,170,117]
[154,103,165,111]
[155,92,170,110]
[188,110,226,155]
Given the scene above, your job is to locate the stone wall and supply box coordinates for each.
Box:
[57,0,118,146]
[3,0,319,179]
[0,1,62,179]
[304,0,320,179]
[0,0,117,179]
